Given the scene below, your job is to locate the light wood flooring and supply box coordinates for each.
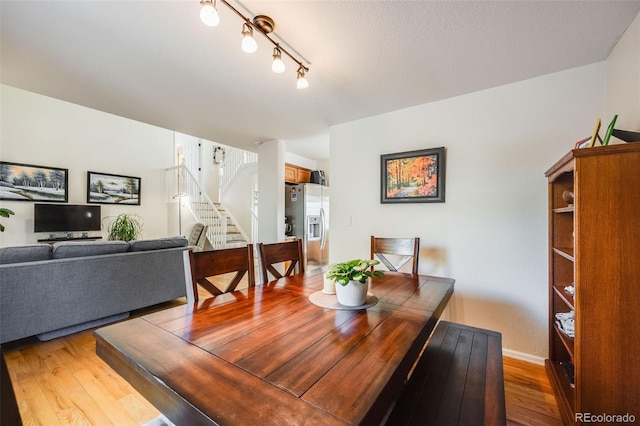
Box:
[504,357,563,426]
[3,298,562,426]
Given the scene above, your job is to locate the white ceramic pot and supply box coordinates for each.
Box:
[335,279,368,306]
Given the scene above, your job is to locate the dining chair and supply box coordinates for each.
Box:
[257,239,305,284]
[188,244,255,303]
[370,236,420,274]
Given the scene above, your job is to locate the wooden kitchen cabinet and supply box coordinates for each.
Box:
[285,164,298,183]
[285,164,312,184]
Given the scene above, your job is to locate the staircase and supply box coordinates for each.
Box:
[166,164,250,249]
[191,201,248,248]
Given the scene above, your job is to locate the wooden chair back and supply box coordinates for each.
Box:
[370,236,420,274]
[258,239,305,284]
[188,244,255,303]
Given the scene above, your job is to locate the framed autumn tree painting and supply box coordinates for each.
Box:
[380,147,446,203]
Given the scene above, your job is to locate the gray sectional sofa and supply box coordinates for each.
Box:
[0,237,191,343]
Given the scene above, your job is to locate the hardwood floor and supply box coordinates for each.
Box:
[3,300,562,425]
[504,357,563,426]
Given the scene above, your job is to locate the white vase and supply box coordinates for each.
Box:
[335,280,368,306]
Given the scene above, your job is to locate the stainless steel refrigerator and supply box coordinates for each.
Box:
[285,183,329,270]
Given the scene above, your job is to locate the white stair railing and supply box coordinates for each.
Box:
[166,164,251,248]
[218,147,258,198]
[167,164,226,248]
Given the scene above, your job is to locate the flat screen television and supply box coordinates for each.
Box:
[34,204,101,233]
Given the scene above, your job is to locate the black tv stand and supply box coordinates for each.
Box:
[38,236,103,244]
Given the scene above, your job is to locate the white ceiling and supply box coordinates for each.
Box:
[2,1,639,160]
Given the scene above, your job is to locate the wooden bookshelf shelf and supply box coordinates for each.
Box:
[545,144,640,425]
[553,206,574,214]
[552,285,574,310]
[547,360,576,415]
[552,247,574,262]
[553,322,574,358]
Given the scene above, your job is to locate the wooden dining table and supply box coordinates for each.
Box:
[95,268,454,426]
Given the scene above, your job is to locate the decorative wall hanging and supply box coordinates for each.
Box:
[87,171,141,205]
[380,147,446,204]
[0,161,68,202]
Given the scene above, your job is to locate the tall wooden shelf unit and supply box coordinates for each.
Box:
[545,144,640,425]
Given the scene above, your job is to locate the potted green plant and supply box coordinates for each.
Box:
[106,213,143,242]
[0,208,15,232]
[325,259,384,306]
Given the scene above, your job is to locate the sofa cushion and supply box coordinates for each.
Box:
[128,236,188,252]
[0,244,52,264]
[52,241,130,259]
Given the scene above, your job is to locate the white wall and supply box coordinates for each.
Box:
[329,63,606,361]
[257,139,285,245]
[221,163,258,240]
[284,151,317,171]
[605,11,640,131]
[0,85,175,246]
[199,138,223,203]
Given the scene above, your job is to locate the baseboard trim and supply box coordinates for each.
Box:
[503,348,545,365]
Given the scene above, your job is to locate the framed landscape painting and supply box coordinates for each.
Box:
[87,171,141,205]
[0,161,68,202]
[381,147,446,204]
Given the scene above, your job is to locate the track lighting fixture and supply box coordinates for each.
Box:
[199,0,220,27]
[272,46,285,73]
[296,66,309,90]
[198,0,310,89]
[241,23,257,53]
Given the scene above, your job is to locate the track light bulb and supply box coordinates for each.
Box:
[200,0,220,27]
[296,66,309,89]
[241,24,257,53]
[272,47,285,73]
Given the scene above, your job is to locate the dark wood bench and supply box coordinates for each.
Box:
[386,321,506,426]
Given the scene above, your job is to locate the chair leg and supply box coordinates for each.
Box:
[192,282,199,303]
[183,250,198,304]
